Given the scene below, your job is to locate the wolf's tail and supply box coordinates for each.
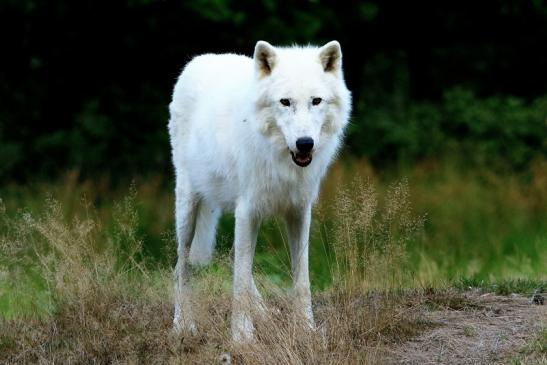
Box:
[188,201,220,266]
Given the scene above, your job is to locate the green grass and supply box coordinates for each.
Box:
[1,158,546,319]
[455,277,546,295]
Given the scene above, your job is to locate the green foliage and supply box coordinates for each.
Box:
[1,1,547,181]
[350,89,547,169]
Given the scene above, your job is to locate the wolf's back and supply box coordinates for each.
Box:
[170,54,254,119]
[168,53,255,163]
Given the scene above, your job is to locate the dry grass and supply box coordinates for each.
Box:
[0,179,544,364]
[0,282,438,364]
[0,179,430,364]
[324,177,425,293]
[317,158,547,285]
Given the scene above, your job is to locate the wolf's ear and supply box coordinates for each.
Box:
[254,41,277,77]
[319,41,342,73]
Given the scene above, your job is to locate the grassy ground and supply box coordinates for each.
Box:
[0,158,545,363]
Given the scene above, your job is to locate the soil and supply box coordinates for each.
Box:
[386,292,546,364]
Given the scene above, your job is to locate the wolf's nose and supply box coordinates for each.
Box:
[296,137,314,153]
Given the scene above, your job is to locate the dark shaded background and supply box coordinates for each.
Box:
[1,0,546,182]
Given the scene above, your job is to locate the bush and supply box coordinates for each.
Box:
[349,89,547,169]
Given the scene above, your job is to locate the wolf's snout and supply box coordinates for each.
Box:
[296,137,314,153]
[291,137,314,167]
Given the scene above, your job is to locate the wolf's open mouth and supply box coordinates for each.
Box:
[290,151,312,167]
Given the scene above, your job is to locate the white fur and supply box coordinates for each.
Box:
[168,41,351,342]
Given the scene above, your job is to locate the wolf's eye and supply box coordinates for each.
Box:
[312,97,322,106]
[280,99,291,107]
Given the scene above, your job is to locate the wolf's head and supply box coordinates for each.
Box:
[253,41,351,167]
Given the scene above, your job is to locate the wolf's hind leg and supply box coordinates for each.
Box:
[189,201,221,266]
[173,175,199,335]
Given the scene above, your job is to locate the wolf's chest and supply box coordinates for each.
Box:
[245,168,318,214]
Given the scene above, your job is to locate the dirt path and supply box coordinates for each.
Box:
[386,292,546,364]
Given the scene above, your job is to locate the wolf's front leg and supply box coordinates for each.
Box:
[231,202,260,343]
[173,178,199,335]
[286,206,315,329]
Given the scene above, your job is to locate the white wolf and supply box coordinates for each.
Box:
[168,40,351,342]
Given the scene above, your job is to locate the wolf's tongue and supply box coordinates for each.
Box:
[296,153,310,163]
[291,151,312,167]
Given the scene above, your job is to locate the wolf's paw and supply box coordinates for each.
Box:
[293,303,315,331]
[304,315,316,331]
[231,312,255,344]
[172,316,197,337]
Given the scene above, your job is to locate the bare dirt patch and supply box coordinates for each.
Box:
[386,292,546,365]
